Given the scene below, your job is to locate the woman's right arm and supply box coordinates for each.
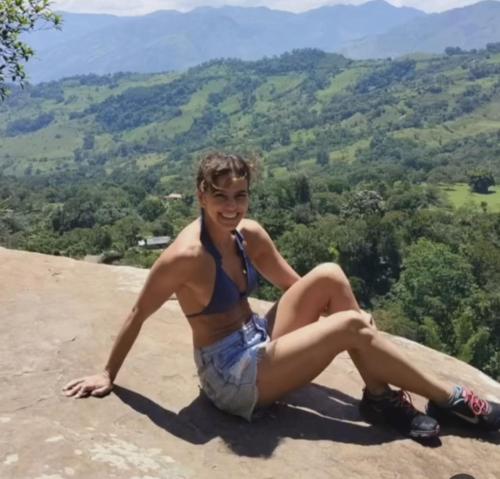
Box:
[62,246,195,398]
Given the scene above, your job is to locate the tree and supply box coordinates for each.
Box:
[340,190,385,218]
[293,175,311,204]
[139,197,166,222]
[444,46,463,56]
[331,216,401,303]
[468,170,495,194]
[277,223,335,276]
[316,150,329,167]
[486,42,500,54]
[51,198,97,233]
[0,1,61,100]
[393,238,476,349]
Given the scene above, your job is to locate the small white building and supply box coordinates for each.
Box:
[137,236,171,249]
[165,193,183,201]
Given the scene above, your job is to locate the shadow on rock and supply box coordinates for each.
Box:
[438,423,500,444]
[114,383,442,457]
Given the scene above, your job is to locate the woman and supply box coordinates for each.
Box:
[63,152,499,438]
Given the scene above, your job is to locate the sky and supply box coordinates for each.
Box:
[50,0,491,16]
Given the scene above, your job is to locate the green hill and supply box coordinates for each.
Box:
[1,47,500,186]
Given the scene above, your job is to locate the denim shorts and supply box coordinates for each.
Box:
[193,314,270,421]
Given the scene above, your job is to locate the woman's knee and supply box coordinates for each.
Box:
[337,313,377,348]
[311,262,350,289]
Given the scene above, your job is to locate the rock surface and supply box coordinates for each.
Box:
[1,247,499,479]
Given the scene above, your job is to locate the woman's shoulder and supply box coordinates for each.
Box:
[158,219,204,266]
[239,218,269,240]
[238,218,272,254]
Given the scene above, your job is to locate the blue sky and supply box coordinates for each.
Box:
[50,0,491,15]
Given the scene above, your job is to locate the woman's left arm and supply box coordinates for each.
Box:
[242,219,300,291]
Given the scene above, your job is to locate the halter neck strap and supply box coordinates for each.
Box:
[200,209,222,263]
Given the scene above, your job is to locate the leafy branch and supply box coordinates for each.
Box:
[0,0,61,100]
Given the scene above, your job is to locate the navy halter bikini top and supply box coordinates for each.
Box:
[186,211,259,318]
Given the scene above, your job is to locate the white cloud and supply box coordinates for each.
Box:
[388,0,485,12]
[49,0,495,15]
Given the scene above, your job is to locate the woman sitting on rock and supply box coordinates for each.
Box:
[64,152,500,438]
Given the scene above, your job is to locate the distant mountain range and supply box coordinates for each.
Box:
[341,0,500,58]
[23,0,500,83]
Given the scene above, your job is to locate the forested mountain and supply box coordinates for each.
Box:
[3,47,500,180]
[342,0,500,58]
[1,48,500,379]
[24,1,424,82]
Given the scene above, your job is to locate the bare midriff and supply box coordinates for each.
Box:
[186,299,254,349]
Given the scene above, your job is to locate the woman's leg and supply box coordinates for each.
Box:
[257,310,451,406]
[268,263,387,394]
[261,263,452,403]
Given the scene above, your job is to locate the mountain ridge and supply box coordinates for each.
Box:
[341,0,500,58]
[25,1,424,82]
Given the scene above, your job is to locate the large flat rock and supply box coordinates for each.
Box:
[1,247,499,478]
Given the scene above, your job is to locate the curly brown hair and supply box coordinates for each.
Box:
[196,152,256,192]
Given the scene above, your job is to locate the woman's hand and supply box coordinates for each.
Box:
[62,372,113,399]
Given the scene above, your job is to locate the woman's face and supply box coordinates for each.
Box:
[199,174,249,229]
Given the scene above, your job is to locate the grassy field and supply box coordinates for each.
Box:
[329,138,370,163]
[0,72,180,172]
[315,67,366,102]
[257,74,305,100]
[393,113,500,148]
[441,183,500,212]
[126,78,228,142]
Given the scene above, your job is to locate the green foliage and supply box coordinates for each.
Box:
[30,81,64,101]
[316,150,329,166]
[445,46,464,56]
[486,42,500,53]
[251,49,347,76]
[0,0,60,100]
[468,170,495,194]
[331,215,402,303]
[111,216,145,250]
[373,303,417,341]
[340,190,385,218]
[441,183,500,212]
[418,317,446,351]
[386,183,441,212]
[6,112,54,136]
[3,46,500,185]
[452,311,491,365]
[277,223,335,276]
[355,59,416,94]
[393,238,476,348]
[468,61,500,80]
[88,79,201,132]
[462,238,500,288]
[138,197,166,222]
[51,198,97,232]
[118,248,161,269]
